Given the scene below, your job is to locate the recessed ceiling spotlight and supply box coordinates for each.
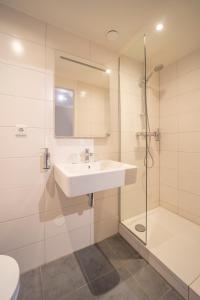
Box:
[155,23,164,32]
[106,30,119,41]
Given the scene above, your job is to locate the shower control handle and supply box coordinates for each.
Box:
[136,128,160,141]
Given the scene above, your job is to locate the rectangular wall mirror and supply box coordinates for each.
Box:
[55,51,110,138]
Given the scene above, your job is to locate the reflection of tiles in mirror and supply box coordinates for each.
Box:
[18,234,184,300]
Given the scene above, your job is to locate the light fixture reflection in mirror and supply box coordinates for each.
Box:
[11,40,24,55]
[79,90,87,98]
[105,69,112,74]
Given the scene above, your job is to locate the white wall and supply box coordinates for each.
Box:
[0,4,119,273]
[160,48,200,225]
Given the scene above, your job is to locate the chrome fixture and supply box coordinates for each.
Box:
[87,193,94,207]
[141,56,164,168]
[41,148,51,169]
[84,148,95,163]
[136,128,160,141]
[84,148,90,163]
[135,224,146,232]
[140,64,164,85]
[146,64,164,82]
[60,55,108,73]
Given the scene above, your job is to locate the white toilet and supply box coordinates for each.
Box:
[0,255,20,300]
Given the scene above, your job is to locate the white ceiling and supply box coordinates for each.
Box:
[2,0,200,65]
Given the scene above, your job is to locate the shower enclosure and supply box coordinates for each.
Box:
[119,35,160,244]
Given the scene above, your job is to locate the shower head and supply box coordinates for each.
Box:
[146,64,164,82]
[153,64,164,72]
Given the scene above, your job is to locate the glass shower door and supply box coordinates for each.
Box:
[120,35,148,244]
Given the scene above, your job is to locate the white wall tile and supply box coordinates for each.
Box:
[160,151,178,169]
[69,225,91,252]
[179,132,200,152]
[0,94,45,128]
[179,171,200,196]
[92,218,118,243]
[179,190,200,220]
[0,186,45,222]
[160,133,178,152]
[44,233,72,263]
[44,224,91,263]
[160,185,178,208]
[93,195,118,223]
[0,32,45,70]
[44,205,92,239]
[179,111,200,132]
[160,167,178,189]
[0,157,44,188]
[0,214,44,252]
[7,241,44,274]
[0,127,44,158]
[160,116,178,133]
[178,69,200,94]
[178,89,200,115]
[160,96,178,117]
[0,62,45,99]
[160,63,177,86]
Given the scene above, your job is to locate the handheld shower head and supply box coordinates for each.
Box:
[146,64,164,82]
[154,64,164,72]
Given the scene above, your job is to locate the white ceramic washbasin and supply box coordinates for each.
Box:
[54,160,137,197]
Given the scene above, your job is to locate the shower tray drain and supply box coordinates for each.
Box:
[135,224,146,232]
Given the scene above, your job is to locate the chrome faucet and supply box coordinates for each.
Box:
[84,148,90,163]
[84,148,95,163]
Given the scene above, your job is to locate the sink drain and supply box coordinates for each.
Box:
[135,224,146,232]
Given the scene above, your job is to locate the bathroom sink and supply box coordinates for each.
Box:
[54,160,137,197]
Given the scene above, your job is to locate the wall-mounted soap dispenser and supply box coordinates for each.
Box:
[41,148,51,169]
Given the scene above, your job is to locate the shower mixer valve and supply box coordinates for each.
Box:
[136,128,160,141]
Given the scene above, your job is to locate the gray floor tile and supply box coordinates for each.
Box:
[75,244,116,282]
[98,236,147,276]
[18,234,184,300]
[125,257,148,276]
[106,234,141,266]
[65,285,98,300]
[134,264,171,300]
[99,277,150,300]
[159,289,184,300]
[97,239,122,268]
[18,268,43,300]
[41,254,86,300]
[88,266,131,296]
[88,270,120,296]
